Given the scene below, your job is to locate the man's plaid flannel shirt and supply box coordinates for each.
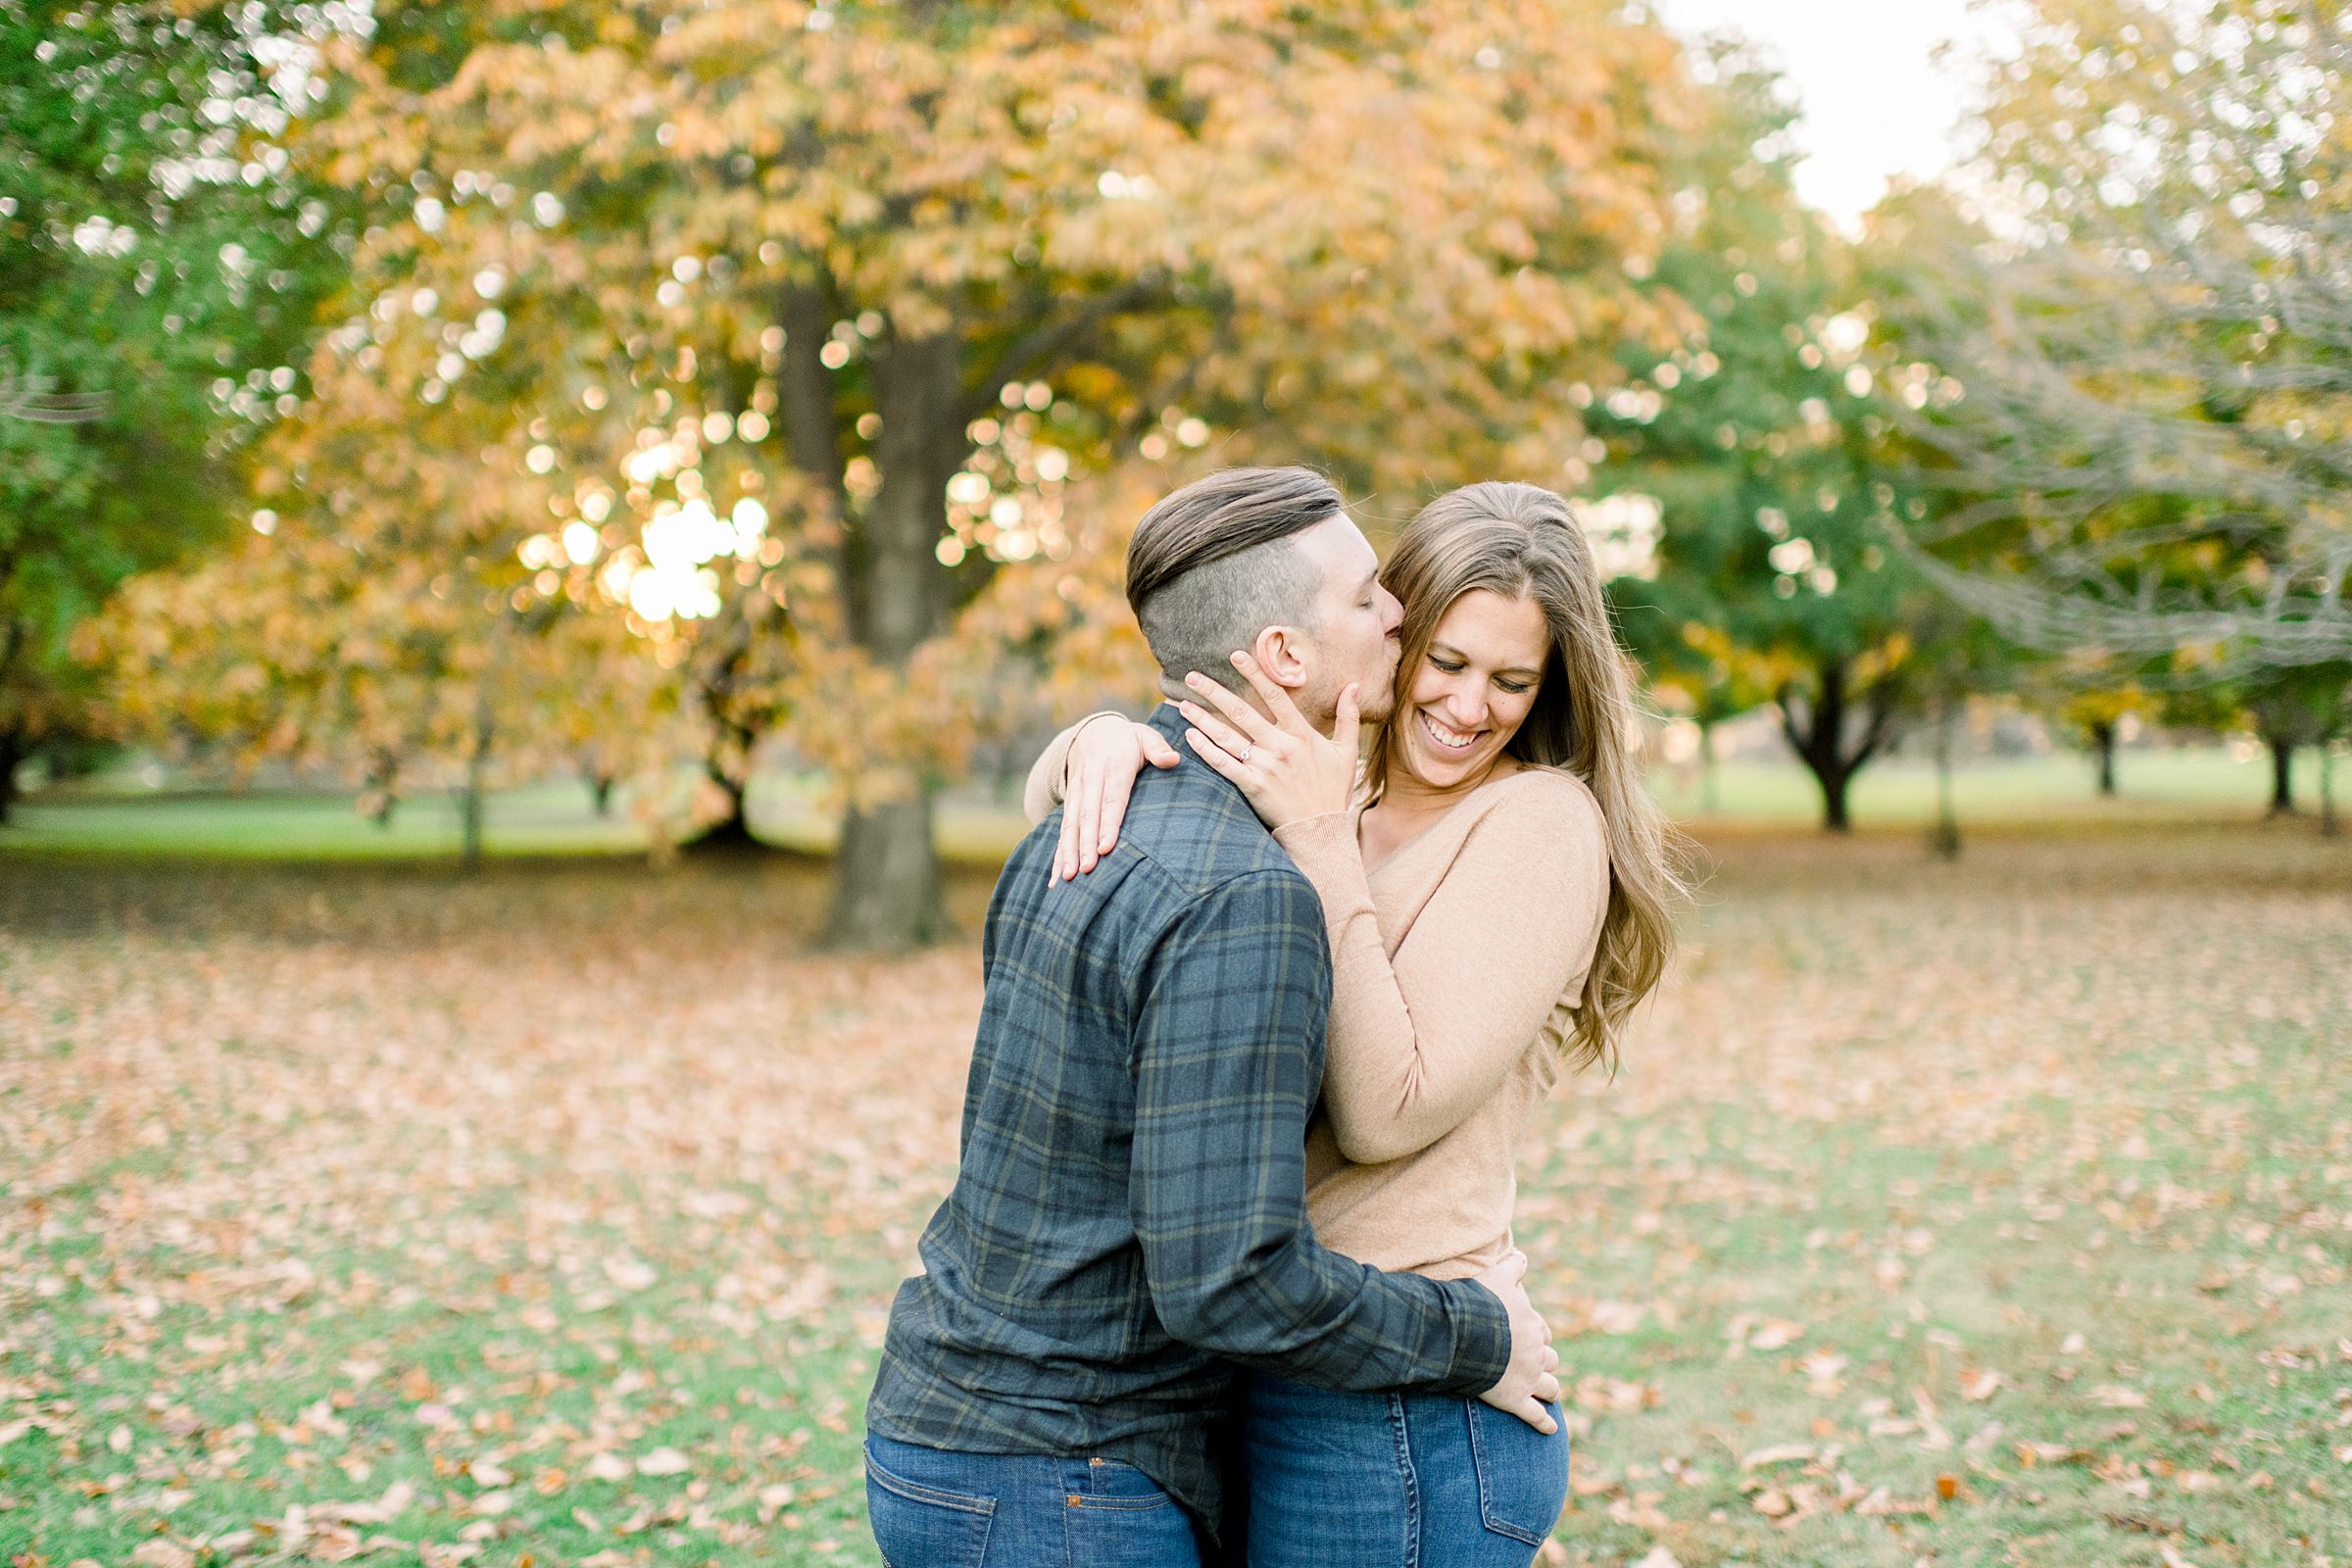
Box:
[866,704,1511,1544]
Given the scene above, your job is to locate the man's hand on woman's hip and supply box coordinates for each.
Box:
[1469,1250,1562,1435]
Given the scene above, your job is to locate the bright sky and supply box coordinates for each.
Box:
[1647,0,2022,225]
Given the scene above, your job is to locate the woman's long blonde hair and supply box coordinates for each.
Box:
[1365,481,1690,1074]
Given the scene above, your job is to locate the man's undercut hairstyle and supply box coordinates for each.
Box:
[1124,466,1341,695]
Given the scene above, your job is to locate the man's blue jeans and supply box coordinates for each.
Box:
[863,1432,1204,1567]
[1240,1371,1571,1567]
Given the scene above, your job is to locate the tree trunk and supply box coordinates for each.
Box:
[1930,689,1961,860]
[1699,719,1719,815]
[459,706,494,872]
[2322,744,2339,839]
[2090,719,2117,797]
[585,763,616,817]
[2269,736,2297,816]
[822,330,960,948]
[366,750,401,828]
[1779,657,1897,835]
[680,769,760,853]
[827,794,956,949]
[0,724,23,825]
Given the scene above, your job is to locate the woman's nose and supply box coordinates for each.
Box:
[1441,690,1488,727]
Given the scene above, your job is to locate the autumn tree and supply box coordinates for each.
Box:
[247,0,1689,943]
[0,2,349,818]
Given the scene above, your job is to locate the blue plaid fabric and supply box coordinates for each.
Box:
[866,704,1511,1545]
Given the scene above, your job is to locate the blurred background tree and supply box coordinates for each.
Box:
[92,0,1696,945]
[0,2,350,819]
[1895,0,2352,691]
[35,0,2352,924]
[1594,40,1969,831]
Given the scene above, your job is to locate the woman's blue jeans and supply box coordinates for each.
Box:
[863,1432,1204,1567]
[1239,1371,1570,1568]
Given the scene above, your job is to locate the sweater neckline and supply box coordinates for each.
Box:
[1358,763,1538,880]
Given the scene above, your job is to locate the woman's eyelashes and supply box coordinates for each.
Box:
[1427,655,1533,696]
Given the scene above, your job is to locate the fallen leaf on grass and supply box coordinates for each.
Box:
[2091,1385,2150,1408]
[1959,1368,2004,1401]
[1740,1444,1814,1470]
[2016,1441,2091,1466]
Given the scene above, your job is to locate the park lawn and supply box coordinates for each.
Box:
[2,823,2348,1568]
[4,743,2338,866]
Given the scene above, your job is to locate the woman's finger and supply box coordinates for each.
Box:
[1075,759,1103,874]
[1173,699,1255,763]
[1184,727,1252,784]
[1230,650,1313,737]
[1140,727,1183,769]
[1097,764,1135,854]
[1331,682,1363,758]
[1181,670,1275,741]
[1054,770,1084,884]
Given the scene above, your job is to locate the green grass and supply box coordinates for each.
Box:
[2,827,2347,1567]
[5,745,2340,865]
[0,777,1037,864]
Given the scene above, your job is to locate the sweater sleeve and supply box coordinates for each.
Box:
[1273,774,1610,1166]
[1020,711,1128,825]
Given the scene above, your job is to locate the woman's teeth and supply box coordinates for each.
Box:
[1419,710,1480,752]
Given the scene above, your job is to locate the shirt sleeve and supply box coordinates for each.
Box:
[1273,775,1610,1166]
[1020,711,1128,824]
[1126,868,1512,1395]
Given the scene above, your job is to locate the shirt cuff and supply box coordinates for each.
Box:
[1441,1275,1516,1394]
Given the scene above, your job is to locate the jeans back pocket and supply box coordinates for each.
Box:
[1463,1400,1571,1547]
[864,1440,998,1568]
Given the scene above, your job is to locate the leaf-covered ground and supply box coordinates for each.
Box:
[3,825,2348,1568]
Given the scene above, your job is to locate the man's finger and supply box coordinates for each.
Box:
[1533,1372,1561,1404]
[1513,1397,1558,1435]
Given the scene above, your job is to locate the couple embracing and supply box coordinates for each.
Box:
[864,466,1684,1567]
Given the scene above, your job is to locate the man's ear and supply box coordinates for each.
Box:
[1250,623,1310,690]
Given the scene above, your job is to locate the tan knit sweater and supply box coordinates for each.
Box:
[1025,713,1611,1279]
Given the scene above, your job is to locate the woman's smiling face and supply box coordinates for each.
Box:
[1392,588,1549,790]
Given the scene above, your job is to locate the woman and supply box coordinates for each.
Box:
[1024,481,1688,1567]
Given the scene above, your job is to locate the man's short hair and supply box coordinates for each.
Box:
[1124,466,1340,694]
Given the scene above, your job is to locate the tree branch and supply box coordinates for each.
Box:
[962,275,1166,423]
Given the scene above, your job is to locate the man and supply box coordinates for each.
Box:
[865,467,1558,1565]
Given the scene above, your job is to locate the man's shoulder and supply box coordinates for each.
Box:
[1117,761,1310,903]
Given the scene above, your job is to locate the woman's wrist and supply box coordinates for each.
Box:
[1063,710,1129,783]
